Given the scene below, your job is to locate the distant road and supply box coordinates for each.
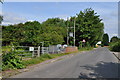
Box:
[12,47,119,78]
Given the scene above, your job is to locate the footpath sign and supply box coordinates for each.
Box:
[29,47,34,51]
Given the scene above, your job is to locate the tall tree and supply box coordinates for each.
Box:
[69,8,104,46]
[102,33,109,46]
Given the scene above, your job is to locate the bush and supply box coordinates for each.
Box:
[2,51,25,71]
[110,40,120,52]
[41,54,53,59]
[101,44,104,47]
[102,33,109,46]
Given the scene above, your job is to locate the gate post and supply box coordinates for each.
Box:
[37,46,40,57]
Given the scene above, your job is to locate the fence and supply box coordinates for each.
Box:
[48,45,64,54]
[10,45,66,58]
[12,46,40,58]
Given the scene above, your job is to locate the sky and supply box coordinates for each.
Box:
[1,2,119,39]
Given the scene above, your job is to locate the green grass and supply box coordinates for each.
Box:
[79,47,94,51]
[2,46,12,54]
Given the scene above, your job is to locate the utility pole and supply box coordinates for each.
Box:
[67,17,69,45]
[67,17,76,46]
[74,17,76,46]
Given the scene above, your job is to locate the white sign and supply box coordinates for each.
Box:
[29,47,34,51]
[69,32,73,37]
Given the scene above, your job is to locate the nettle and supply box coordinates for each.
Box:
[2,51,25,71]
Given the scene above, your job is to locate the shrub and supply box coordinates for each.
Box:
[101,44,104,47]
[102,33,109,46]
[41,53,53,59]
[110,40,120,52]
[2,51,25,71]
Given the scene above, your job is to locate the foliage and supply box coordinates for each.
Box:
[2,20,66,46]
[109,40,120,52]
[0,0,3,4]
[79,47,93,51]
[2,51,25,71]
[78,41,82,48]
[2,46,12,54]
[110,36,119,43]
[102,33,109,46]
[68,8,104,46]
[42,18,66,27]
[0,16,3,24]
[2,8,104,47]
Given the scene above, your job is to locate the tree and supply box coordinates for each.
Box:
[2,20,67,46]
[0,16,3,24]
[68,8,104,46]
[110,36,119,43]
[42,18,66,27]
[2,8,104,47]
[102,33,109,46]
[0,0,3,4]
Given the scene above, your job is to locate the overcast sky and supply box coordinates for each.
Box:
[1,2,119,39]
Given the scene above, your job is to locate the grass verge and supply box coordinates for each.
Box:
[23,51,77,66]
[79,47,94,51]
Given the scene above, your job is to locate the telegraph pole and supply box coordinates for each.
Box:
[74,17,76,46]
[67,17,76,46]
[67,17,69,45]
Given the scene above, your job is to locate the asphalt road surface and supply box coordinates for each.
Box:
[11,47,119,78]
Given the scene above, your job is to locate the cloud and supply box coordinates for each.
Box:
[112,33,118,36]
[55,14,68,20]
[110,11,118,17]
[2,12,27,25]
[1,22,15,25]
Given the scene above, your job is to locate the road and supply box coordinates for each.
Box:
[11,47,119,78]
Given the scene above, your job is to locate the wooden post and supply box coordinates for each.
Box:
[53,46,54,53]
[47,47,49,53]
[37,46,40,57]
[32,51,34,57]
